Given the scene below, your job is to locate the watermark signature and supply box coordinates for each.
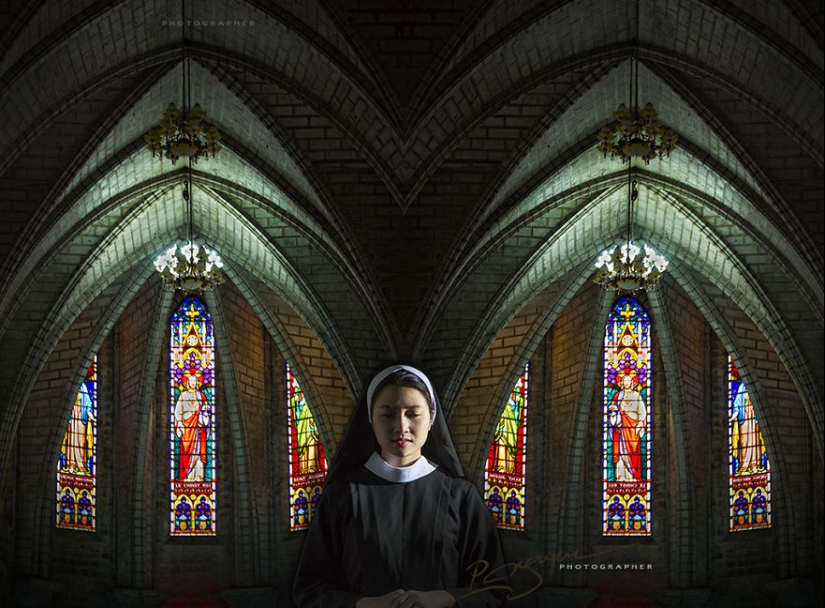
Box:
[459,546,653,601]
[161,20,255,27]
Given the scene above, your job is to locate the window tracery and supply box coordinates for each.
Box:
[287,363,326,531]
[169,297,217,536]
[56,357,98,531]
[728,357,771,531]
[484,364,529,531]
[602,297,652,536]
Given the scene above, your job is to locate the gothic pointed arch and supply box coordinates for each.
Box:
[55,356,98,531]
[484,363,530,531]
[286,362,327,531]
[728,356,772,531]
[169,296,217,536]
[602,297,652,536]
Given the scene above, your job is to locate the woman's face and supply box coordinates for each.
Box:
[371,384,432,467]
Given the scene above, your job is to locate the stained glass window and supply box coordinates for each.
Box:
[602,297,652,536]
[169,297,217,536]
[484,364,529,531]
[286,363,326,531]
[728,357,771,531]
[56,356,98,531]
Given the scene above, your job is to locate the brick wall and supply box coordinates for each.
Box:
[16,281,128,600]
[5,275,820,608]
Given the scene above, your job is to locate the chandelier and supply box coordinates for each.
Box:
[596,18,677,165]
[596,99,677,165]
[594,5,670,293]
[594,176,668,293]
[144,103,221,165]
[154,163,225,293]
[594,240,669,293]
[144,0,221,165]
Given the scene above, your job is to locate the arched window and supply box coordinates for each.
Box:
[602,297,652,536]
[56,356,98,531]
[286,363,326,531]
[169,297,216,536]
[484,364,529,531]
[728,357,771,531]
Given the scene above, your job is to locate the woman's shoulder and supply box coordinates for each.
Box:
[450,475,485,499]
[424,469,483,499]
[327,464,478,495]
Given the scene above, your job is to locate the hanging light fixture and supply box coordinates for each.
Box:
[593,170,668,293]
[596,99,677,164]
[154,161,225,293]
[596,2,676,164]
[144,0,222,165]
[594,0,670,293]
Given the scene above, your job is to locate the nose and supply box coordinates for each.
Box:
[395,410,407,432]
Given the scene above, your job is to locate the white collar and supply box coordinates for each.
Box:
[364,451,437,483]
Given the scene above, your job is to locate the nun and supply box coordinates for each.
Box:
[293,364,507,608]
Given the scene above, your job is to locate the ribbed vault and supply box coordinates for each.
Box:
[0,1,822,600]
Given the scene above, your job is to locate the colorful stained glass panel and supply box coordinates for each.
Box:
[56,357,98,531]
[728,358,771,531]
[484,364,529,531]
[287,363,326,531]
[169,297,217,536]
[602,297,652,536]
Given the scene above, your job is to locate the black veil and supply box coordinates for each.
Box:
[325,363,465,485]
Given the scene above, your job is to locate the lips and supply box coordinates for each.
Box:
[394,438,411,446]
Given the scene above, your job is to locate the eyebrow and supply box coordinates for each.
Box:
[376,404,423,409]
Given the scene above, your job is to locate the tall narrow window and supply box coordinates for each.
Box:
[728,357,771,531]
[286,363,326,531]
[602,297,652,536]
[169,297,216,536]
[484,364,529,531]
[56,356,98,531]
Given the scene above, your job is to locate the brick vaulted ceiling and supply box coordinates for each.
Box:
[0,1,822,464]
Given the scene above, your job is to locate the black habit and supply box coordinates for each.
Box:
[292,364,507,608]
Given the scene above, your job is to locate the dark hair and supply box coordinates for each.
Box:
[370,369,434,414]
[324,364,466,484]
